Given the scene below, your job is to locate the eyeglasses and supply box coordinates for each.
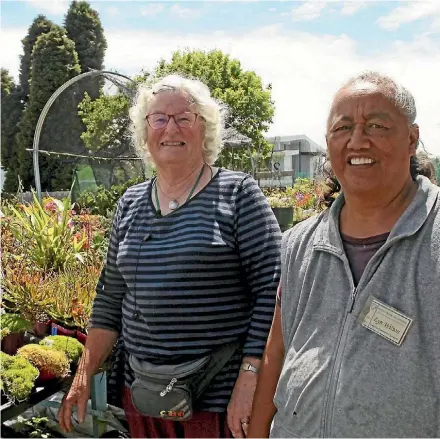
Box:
[146,112,200,129]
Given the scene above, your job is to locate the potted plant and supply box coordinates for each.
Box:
[0,313,33,355]
[0,352,39,401]
[40,335,84,363]
[17,344,70,382]
[265,187,296,232]
[1,268,53,337]
[47,266,98,338]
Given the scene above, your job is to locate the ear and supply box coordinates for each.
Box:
[408,124,419,156]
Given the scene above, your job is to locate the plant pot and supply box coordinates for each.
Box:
[1,332,25,355]
[33,320,51,338]
[37,369,57,381]
[76,330,87,345]
[272,207,294,232]
[51,323,76,337]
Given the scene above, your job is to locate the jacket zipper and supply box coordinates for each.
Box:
[323,287,356,437]
[319,228,413,436]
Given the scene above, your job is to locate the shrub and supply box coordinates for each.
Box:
[17,344,70,378]
[40,335,84,362]
[0,313,33,334]
[76,176,144,216]
[0,352,39,401]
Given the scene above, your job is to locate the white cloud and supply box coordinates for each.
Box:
[269,8,277,13]
[25,0,69,15]
[291,1,327,22]
[170,4,201,20]
[340,1,369,16]
[1,24,439,155]
[377,1,440,30]
[140,3,165,17]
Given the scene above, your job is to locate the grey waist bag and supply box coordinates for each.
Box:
[129,342,239,421]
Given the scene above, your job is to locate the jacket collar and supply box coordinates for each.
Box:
[313,176,439,254]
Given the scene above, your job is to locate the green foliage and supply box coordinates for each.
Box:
[7,191,87,271]
[17,344,70,378]
[0,314,33,334]
[153,49,275,170]
[76,175,144,215]
[1,70,24,193]
[14,27,81,191]
[11,416,58,438]
[40,335,84,362]
[18,15,55,102]
[0,352,39,401]
[64,1,107,73]
[78,91,130,152]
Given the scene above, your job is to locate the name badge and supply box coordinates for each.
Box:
[359,296,413,346]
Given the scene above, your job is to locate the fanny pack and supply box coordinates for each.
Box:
[129,342,239,421]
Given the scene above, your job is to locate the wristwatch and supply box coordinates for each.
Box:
[240,362,259,374]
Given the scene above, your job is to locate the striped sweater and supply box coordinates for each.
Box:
[90,169,281,411]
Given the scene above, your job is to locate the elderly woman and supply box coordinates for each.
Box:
[248,72,440,438]
[58,74,281,438]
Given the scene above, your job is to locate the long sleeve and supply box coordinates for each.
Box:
[89,198,127,333]
[234,175,281,358]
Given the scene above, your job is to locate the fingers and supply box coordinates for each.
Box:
[58,396,74,433]
[58,387,89,433]
[76,395,88,424]
[228,410,246,438]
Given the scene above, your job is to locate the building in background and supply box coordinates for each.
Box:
[258,135,326,187]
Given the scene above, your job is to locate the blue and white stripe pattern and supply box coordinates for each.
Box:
[90,168,281,411]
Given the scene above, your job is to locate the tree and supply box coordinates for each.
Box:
[1,70,24,193]
[13,27,81,192]
[153,50,275,171]
[64,1,106,75]
[18,15,55,103]
[78,92,131,153]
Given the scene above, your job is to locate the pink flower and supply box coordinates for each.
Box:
[44,201,57,212]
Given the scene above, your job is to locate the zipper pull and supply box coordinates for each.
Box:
[348,288,356,313]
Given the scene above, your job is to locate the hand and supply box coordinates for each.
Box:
[58,372,91,433]
[227,371,258,438]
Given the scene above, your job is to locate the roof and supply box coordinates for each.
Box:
[265,134,326,155]
[222,127,252,148]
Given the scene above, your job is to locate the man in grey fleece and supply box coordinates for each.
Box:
[248,71,440,438]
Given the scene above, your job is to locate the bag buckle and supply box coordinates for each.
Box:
[160,378,177,397]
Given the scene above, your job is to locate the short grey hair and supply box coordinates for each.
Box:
[340,71,417,125]
[129,74,223,165]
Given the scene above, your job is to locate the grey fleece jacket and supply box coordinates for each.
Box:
[271,176,440,438]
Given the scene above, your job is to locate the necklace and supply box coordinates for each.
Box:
[154,164,206,214]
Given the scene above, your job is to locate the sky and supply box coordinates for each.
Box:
[1,0,439,154]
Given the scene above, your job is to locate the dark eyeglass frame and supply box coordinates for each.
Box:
[145,112,201,129]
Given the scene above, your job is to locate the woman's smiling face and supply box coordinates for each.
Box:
[146,90,205,167]
[326,83,419,197]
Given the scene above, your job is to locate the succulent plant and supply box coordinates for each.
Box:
[17,344,70,378]
[40,335,84,362]
[0,352,39,401]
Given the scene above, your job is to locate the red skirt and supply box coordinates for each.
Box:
[122,386,233,438]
